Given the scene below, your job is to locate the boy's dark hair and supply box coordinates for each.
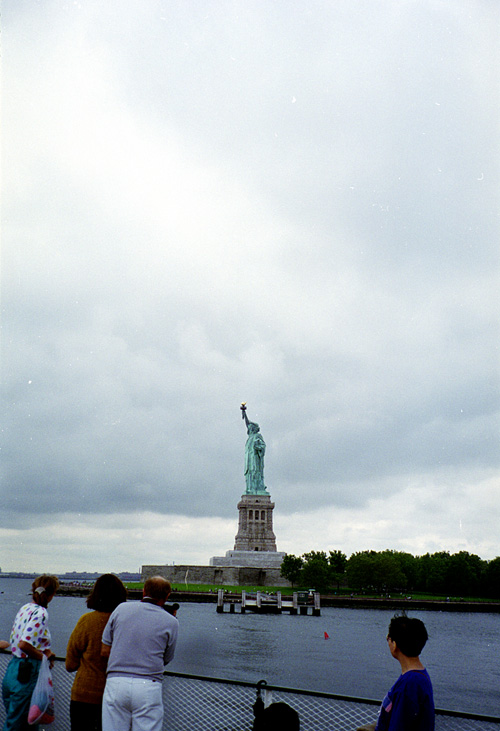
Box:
[254,702,300,731]
[87,573,127,612]
[388,614,428,657]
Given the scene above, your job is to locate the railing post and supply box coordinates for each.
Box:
[241,590,246,613]
[217,588,224,613]
[291,592,298,615]
[313,592,321,617]
[256,591,262,611]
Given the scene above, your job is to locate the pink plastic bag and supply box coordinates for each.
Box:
[28,655,55,725]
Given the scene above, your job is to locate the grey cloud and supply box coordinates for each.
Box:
[1,1,498,568]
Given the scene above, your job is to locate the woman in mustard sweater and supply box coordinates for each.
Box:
[66,574,127,731]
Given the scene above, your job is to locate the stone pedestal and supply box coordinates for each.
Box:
[209,493,285,570]
[233,494,277,552]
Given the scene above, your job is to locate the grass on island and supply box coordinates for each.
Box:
[124,583,496,603]
[125,582,296,595]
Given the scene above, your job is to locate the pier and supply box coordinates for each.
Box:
[217,589,321,616]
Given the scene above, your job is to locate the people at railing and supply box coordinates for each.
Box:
[100,576,179,731]
[66,573,127,731]
[1,574,59,731]
[357,614,434,731]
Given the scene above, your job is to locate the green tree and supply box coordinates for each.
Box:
[346,551,377,591]
[483,556,500,598]
[392,551,417,590]
[346,550,407,593]
[372,551,407,592]
[300,551,331,591]
[302,550,328,563]
[416,552,450,593]
[446,551,485,596]
[415,553,433,592]
[280,554,303,587]
[328,550,347,589]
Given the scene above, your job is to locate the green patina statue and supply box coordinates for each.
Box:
[240,403,269,495]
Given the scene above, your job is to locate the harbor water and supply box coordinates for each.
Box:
[0,578,498,716]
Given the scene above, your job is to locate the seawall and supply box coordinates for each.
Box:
[320,596,500,613]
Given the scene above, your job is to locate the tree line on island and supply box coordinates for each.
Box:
[280,549,500,599]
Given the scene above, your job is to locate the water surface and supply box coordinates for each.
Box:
[1,578,498,715]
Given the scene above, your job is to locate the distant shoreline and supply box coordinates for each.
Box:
[320,596,500,613]
[54,586,500,612]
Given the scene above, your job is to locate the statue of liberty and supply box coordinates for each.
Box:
[240,403,269,495]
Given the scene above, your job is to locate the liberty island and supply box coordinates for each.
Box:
[142,404,287,586]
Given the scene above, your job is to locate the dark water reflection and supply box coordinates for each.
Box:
[1,580,498,716]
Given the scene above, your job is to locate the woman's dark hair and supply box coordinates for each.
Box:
[87,574,127,612]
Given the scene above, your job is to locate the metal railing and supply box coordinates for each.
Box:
[1,651,499,730]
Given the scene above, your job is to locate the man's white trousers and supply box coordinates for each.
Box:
[102,676,163,731]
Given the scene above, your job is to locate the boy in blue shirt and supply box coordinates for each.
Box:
[375,614,434,731]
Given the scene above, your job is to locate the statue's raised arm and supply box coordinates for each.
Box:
[240,402,250,429]
[240,403,269,495]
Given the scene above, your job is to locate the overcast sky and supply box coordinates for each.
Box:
[1,1,499,574]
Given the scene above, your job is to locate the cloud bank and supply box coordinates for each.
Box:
[1,0,498,571]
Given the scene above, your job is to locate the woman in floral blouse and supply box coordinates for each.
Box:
[2,574,59,731]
